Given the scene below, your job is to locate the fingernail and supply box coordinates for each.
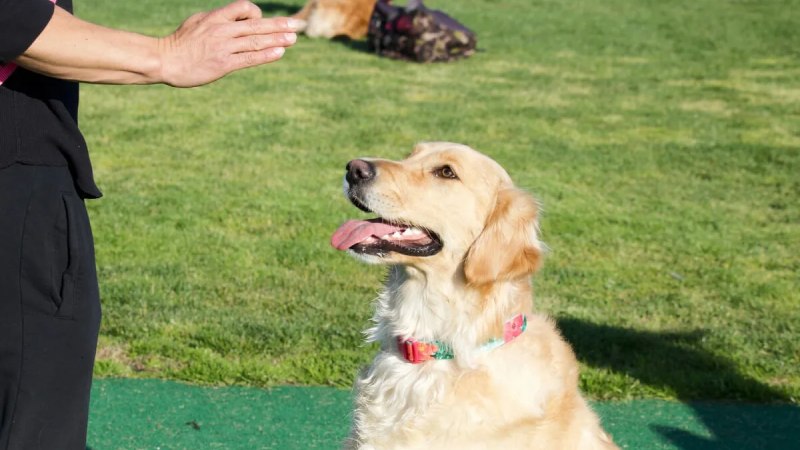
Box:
[283,33,297,44]
[270,47,286,58]
[287,18,307,30]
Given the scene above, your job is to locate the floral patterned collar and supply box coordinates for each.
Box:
[396,314,528,364]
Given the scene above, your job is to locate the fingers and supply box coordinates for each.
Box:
[227,17,306,38]
[228,47,286,71]
[229,32,297,54]
[160,2,303,87]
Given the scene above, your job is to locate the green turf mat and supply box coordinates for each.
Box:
[87,379,351,449]
[87,379,800,450]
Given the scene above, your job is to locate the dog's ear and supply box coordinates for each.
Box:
[464,188,543,286]
[408,142,428,158]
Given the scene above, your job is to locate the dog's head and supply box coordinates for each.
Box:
[331,142,543,285]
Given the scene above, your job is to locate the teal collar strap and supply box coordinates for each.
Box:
[396,314,528,364]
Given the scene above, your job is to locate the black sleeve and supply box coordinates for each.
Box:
[0,0,56,63]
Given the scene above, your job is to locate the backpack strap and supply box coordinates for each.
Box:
[406,0,424,11]
[375,0,401,21]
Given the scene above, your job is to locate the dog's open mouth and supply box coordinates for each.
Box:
[331,218,443,257]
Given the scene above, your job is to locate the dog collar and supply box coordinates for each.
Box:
[397,314,527,364]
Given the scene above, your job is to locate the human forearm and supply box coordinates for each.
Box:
[16,6,164,85]
[15,1,300,87]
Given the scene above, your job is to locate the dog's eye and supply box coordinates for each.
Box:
[433,165,458,180]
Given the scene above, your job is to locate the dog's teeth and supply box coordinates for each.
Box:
[391,231,403,238]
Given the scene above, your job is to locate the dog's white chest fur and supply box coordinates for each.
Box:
[347,333,564,450]
[346,275,564,450]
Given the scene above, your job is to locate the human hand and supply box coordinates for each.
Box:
[158,0,303,87]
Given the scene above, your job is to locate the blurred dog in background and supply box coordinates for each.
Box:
[292,0,375,39]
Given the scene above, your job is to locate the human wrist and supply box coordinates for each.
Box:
[138,36,163,84]
[149,36,172,86]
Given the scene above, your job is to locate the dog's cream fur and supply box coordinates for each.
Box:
[293,0,375,39]
[340,142,618,450]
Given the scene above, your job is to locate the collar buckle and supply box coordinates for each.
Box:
[397,338,453,364]
[396,314,527,364]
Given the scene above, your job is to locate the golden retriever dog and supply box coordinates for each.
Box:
[292,0,375,39]
[330,142,618,450]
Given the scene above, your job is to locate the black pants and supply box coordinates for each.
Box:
[0,164,101,450]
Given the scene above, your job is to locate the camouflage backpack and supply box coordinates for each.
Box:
[367,0,477,63]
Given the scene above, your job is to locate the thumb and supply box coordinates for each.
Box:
[214,0,263,22]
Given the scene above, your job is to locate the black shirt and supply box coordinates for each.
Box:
[0,0,101,198]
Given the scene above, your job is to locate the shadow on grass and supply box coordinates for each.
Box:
[651,403,800,450]
[331,36,371,54]
[255,1,301,16]
[558,317,800,450]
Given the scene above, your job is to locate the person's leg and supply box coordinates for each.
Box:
[0,164,101,450]
[0,164,31,450]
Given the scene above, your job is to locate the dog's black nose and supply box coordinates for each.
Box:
[346,159,375,185]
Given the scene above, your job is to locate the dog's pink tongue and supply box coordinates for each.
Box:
[331,219,403,250]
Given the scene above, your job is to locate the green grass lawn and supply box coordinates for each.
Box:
[78,0,799,403]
